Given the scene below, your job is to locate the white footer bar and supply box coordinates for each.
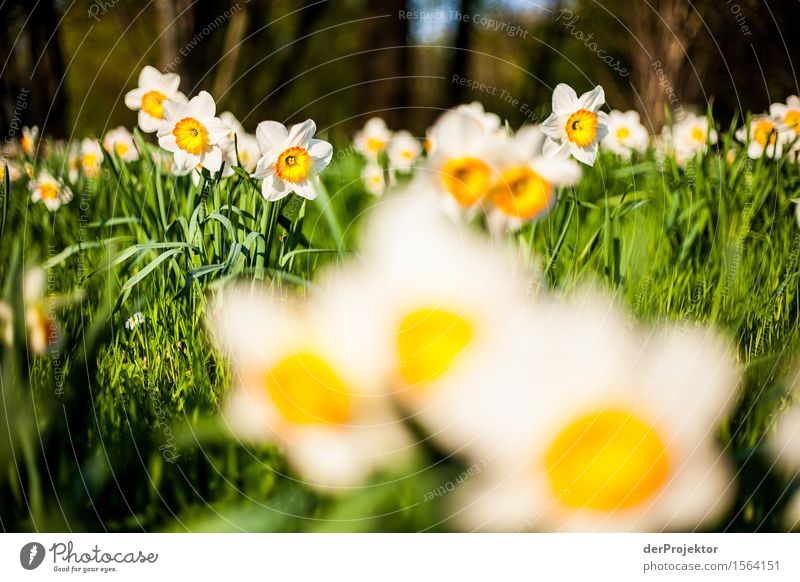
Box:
[1,533,797,581]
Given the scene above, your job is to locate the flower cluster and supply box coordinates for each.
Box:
[12,66,333,211]
[212,193,744,531]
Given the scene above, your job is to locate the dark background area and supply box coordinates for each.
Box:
[1,0,799,142]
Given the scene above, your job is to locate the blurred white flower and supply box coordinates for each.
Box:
[103,126,139,162]
[421,108,505,216]
[157,91,230,174]
[30,170,72,211]
[361,162,387,196]
[24,269,61,355]
[80,139,104,177]
[541,84,608,166]
[455,294,740,532]
[211,286,410,490]
[387,130,422,172]
[124,66,187,133]
[769,96,800,141]
[219,112,259,172]
[353,117,392,160]
[251,119,332,201]
[735,114,790,159]
[0,158,22,182]
[486,125,581,232]
[316,195,531,452]
[670,113,717,162]
[455,102,503,136]
[21,126,39,156]
[601,110,649,158]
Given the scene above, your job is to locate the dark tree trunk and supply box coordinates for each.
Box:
[450,0,476,106]
[26,0,69,138]
[359,0,410,129]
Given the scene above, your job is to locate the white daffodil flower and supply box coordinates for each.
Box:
[542,84,608,166]
[386,130,422,172]
[455,293,741,532]
[251,119,333,201]
[420,108,505,216]
[30,170,73,211]
[80,139,104,177]
[362,162,387,196]
[124,66,187,133]
[211,286,411,491]
[157,91,231,175]
[601,110,649,158]
[20,126,39,156]
[735,114,790,159]
[102,126,139,162]
[770,96,800,144]
[353,117,392,160]
[486,124,582,232]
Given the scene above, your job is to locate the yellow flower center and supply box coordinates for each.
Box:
[40,182,59,200]
[441,157,492,207]
[753,120,777,146]
[366,137,386,153]
[21,135,34,154]
[264,351,351,425]
[141,90,167,119]
[82,153,99,175]
[784,110,800,134]
[616,126,630,142]
[396,308,474,388]
[173,117,210,155]
[490,167,552,220]
[545,409,670,511]
[565,109,599,147]
[275,146,312,183]
[690,127,705,143]
[115,142,129,157]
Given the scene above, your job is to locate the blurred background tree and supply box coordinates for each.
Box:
[1,0,798,141]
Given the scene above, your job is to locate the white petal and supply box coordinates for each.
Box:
[157,131,177,152]
[189,90,216,119]
[252,153,278,179]
[552,83,579,114]
[571,141,598,166]
[256,121,289,155]
[579,85,605,111]
[124,88,144,110]
[261,174,290,201]
[542,136,568,158]
[138,65,161,87]
[540,113,565,138]
[138,111,163,133]
[287,119,316,147]
[292,179,317,200]
[201,146,222,173]
[308,138,333,172]
[205,118,231,144]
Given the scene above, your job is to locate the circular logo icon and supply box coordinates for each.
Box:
[20,542,46,570]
